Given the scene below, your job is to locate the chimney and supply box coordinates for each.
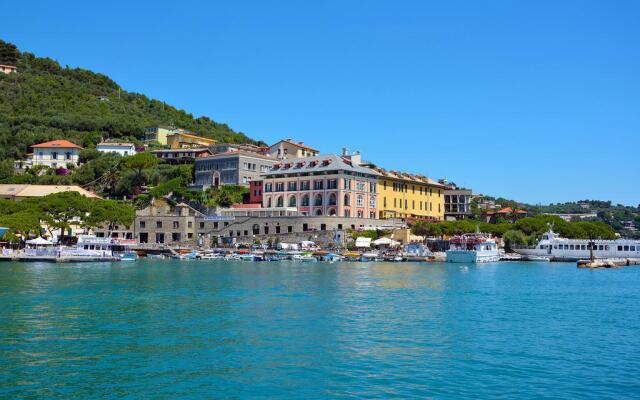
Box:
[350,151,361,165]
[342,147,349,156]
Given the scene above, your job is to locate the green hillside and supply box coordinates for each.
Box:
[0,39,263,160]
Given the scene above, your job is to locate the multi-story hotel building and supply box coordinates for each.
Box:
[364,166,445,221]
[261,154,379,218]
[194,150,276,188]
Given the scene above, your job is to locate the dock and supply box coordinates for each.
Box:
[0,254,119,263]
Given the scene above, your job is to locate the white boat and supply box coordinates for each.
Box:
[446,233,500,263]
[291,254,318,262]
[515,225,640,261]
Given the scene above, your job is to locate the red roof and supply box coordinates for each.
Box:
[32,140,82,149]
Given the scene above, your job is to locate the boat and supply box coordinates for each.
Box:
[322,253,344,262]
[119,251,138,261]
[446,233,500,263]
[291,253,318,262]
[360,251,382,262]
[514,225,640,261]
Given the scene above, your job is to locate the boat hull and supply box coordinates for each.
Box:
[446,250,500,263]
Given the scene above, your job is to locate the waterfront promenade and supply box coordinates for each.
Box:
[1,260,639,399]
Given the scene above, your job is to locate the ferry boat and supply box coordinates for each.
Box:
[514,226,640,261]
[446,233,500,263]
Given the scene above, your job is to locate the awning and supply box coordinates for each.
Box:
[355,237,371,248]
[26,237,53,245]
[373,237,401,247]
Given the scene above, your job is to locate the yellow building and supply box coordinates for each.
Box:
[167,132,217,149]
[369,167,445,221]
[144,126,178,145]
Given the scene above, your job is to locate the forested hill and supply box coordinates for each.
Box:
[0,40,263,160]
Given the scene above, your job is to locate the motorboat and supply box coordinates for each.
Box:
[446,233,500,263]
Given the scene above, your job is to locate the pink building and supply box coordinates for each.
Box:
[261,154,379,219]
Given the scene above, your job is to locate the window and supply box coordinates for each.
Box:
[265,183,273,192]
[314,180,324,190]
[328,179,337,189]
[188,233,193,239]
[199,222,204,229]
[328,193,337,205]
[314,194,323,206]
[188,221,192,228]
[301,195,310,206]
[631,246,636,251]
[289,196,297,207]
[139,221,146,228]
[618,246,623,251]
[383,197,387,207]
[65,152,71,160]
[173,221,179,229]
[370,196,376,208]
[356,182,365,191]
[301,181,310,191]
[344,179,351,189]
[288,182,297,191]
[344,194,350,206]
[288,226,293,233]
[52,151,58,160]
[276,182,284,192]
[156,221,162,228]
[624,245,629,251]
[276,196,284,207]
[357,194,363,207]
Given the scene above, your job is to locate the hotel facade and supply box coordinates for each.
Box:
[365,166,445,221]
[261,154,379,218]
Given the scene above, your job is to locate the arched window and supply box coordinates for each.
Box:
[276,196,284,208]
[314,194,323,206]
[252,224,260,235]
[288,195,297,207]
[344,194,350,206]
[328,193,337,206]
[267,197,272,208]
[301,194,309,207]
[328,208,337,216]
[315,209,323,216]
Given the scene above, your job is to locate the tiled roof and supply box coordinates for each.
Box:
[97,142,135,147]
[368,166,444,187]
[32,140,82,149]
[268,154,377,176]
[270,139,319,152]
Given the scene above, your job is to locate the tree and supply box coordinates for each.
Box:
[0,210,42,239]
[84,199,135,234]
[29,192,92,240]
[121,152,158,186]
[502,230,529,252]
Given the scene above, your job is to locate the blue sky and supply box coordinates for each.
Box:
[2,1,639,205]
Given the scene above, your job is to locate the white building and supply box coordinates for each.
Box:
[30,140,82,169]
[96,142,136,157]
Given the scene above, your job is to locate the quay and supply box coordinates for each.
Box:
[0,254,119,263]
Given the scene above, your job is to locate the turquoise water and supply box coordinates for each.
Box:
[1,260,639,399]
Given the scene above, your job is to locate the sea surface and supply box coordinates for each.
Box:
[1,260,639,399]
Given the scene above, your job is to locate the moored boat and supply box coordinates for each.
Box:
[514,225,640,261]
[446,233,499,263]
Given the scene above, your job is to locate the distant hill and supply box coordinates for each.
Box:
[0,39,264,160]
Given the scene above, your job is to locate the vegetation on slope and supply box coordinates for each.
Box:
[0,39,264,161]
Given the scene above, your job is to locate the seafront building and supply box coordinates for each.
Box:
[194,150,277,188]
[361,163,445,221]
[442,181,473,220]
[261,153,379,218]
[96,142,137,157]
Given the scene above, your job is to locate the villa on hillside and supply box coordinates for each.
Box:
[15,140,82,172]
[96,142,137,157]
